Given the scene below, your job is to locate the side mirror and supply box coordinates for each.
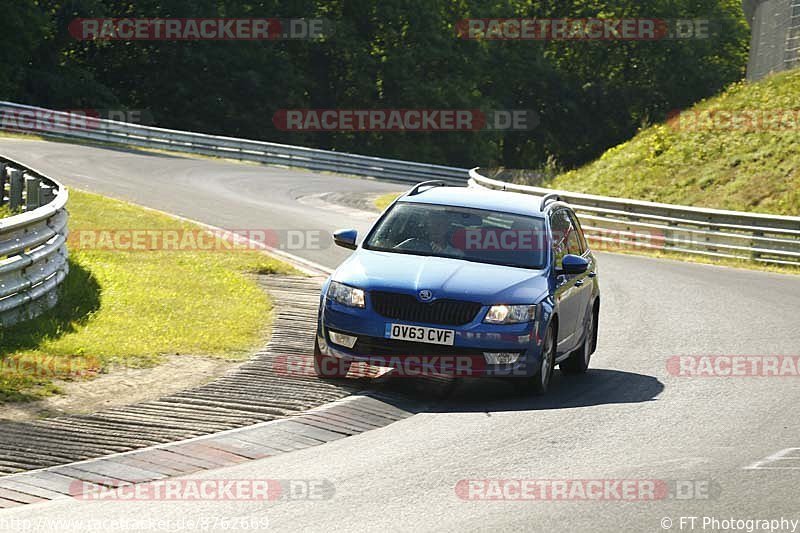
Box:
[333,229,358,250]
[559,254,589,275]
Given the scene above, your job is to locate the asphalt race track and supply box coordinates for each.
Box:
[0,138,399,269]
[1,138,799,532]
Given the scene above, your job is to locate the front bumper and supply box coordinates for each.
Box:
[318,299,546,377]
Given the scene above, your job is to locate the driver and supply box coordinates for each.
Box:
[427,211,461,256]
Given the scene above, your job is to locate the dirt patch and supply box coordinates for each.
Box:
[0,355,241,422]
[296,191,383,217]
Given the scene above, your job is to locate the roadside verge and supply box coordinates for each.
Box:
[0,276,372,478]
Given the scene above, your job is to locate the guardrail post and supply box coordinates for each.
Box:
[25,174,41,211]
[8,168,23,210]
[0,163,6,206]
[751,231,763,261]
[40,183,55,206]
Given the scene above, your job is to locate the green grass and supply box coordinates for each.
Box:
[0,205,12,218]
[0,130,46,142]
[548,69,800,216]
[374,192,402,211]
[0,189,297,402]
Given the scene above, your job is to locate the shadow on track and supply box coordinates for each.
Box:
[375,368,664,414]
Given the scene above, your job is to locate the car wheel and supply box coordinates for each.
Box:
[313,338,351,379]
[516,323,555,395]
[560,308,596,375]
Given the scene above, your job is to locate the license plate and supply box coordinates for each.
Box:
[385,323,455,346]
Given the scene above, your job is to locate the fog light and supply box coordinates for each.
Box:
[329,331,357,349]
[318,335,329,353]
[484,352,520,365]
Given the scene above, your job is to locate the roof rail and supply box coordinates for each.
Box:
[407,180,446,196]
[539,193,562,211]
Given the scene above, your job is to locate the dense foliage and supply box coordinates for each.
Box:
[2,0,749,169]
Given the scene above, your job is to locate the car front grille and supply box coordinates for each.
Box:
[370,291,482,326]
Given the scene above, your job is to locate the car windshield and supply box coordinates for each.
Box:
[363,202,547,269]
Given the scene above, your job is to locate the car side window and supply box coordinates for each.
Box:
[565,215,583,256]
[567,211,588,254]
[549,209,570,268]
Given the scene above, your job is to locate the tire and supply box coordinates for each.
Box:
[560,307,597,375]
[515,323,555,395]
[313,338,351,379]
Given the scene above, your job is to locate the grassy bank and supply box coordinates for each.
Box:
[369,71,800,274]
[548,69,800,216]
[0,189,296,402]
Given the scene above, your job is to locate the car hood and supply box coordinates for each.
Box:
[333,249,549,305]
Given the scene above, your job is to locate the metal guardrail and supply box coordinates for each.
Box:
[468,169,800,267]
[1,101,796,268]
[0,101,467,184]
[0,156,69,327]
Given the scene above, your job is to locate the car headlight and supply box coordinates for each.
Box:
[484,304,536,324]
[327,281,365,308]
[328,330,358,348]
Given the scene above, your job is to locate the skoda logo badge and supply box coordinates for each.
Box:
[418,289,433,301]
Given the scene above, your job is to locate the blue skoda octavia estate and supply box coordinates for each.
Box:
[314,181,599,394]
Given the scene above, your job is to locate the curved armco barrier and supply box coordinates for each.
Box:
[0,156,69,326]
[0,99,796,267]
[0,101,466,184]
[469,168,800,267]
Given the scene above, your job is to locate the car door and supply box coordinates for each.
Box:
[550,209,580,353]
[565,210,594,335]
